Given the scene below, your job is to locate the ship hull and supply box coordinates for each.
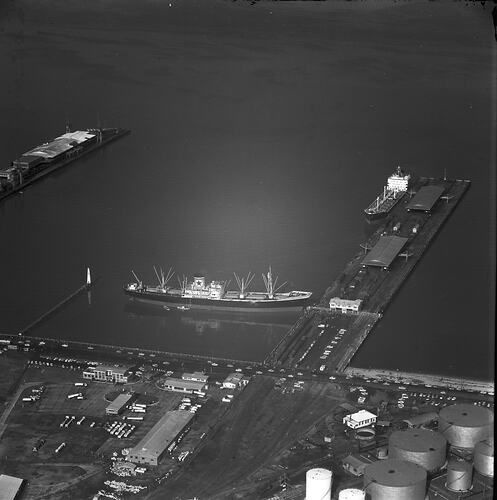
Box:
[364,192,405,219]
[124,288,311,312]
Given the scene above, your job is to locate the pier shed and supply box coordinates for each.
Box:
[361,236,408,269]
[406,185,445,212]
[0,474,25,500]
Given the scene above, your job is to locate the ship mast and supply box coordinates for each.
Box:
[154,266,174,290]
[234,271,255,299]
[262,267,287,299]
[177,275,188,295]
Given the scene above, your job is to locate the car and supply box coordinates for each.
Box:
[268,369,274,373]
[329,376,336,380]
[297,372,303,376]
[255,371,263,375]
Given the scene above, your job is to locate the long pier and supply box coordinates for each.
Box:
[0,128,130,203]
[18,274,92,336]
[266,176,472,374]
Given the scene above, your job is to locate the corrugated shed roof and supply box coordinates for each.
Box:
[0,474,24,500]
[362,236,408,268]
[129,410,194,459]
[406,185,445,211]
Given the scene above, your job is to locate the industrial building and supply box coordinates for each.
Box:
[106,393,135,415]
[222,373,248,389]
[361,235,408,269]
[182,372,209,384]
[341,454,371,476]
[329,298,362,313]
[406,185,445,212]
[126,410,194,466]
[83,364,129,383]
[0,474,25,500]
[161,377,207,394]
[343,409,377,429]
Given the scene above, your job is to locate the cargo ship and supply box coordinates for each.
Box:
[124,267,312,311]
[364,166,410,219]
[0,126,130,202]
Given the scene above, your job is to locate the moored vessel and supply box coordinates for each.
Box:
[124,267,312,311]
[364,166,410,219]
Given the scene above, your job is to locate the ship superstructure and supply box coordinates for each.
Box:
[364,166,410,219]
[124,267,312,311]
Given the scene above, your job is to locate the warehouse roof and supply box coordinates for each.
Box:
[0,474,24,500]
[361,236,408,268]
[406,185,445,211]
[128,410,194,460]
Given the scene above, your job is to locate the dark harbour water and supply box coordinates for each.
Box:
[0,1,494,378]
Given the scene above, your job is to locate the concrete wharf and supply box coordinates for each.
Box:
[264,176,472,375]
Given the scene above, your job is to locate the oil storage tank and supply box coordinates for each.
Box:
[388,429,447,473]
[473,437,494,477]
[306,468,332,500]
[438,404,493,450]
[445,460,473,492]
[363,458,427,500]
[338,489,365,500]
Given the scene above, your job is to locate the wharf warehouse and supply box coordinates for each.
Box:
[406,185,445,212]
[106,393,135,415]
[0,474,25,500]
[361,236,408,269]
[388,429,447,473]
[161,377,207,394]
[438,403,493,450]
[127,410,194,466]
[363,458,427,500]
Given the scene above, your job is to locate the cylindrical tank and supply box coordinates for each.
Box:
[388,429,447,472]
[473,437,494,477]
[338,489,365,500]
[445,460,473,492]
[364,458,427,500]
[438,404,493,450]
[306,468,332,500]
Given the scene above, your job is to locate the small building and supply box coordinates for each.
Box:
[182,372,209,384]
[106,393,135,415]
[343,409,377,429]
[342,454,371,476]
[329,297,362,313]
[83,364,129,383]
[126,410,194,466]
[222,373,248,390]
[402,412,439,429]
[0,474,25,500]
[161,377,207,394]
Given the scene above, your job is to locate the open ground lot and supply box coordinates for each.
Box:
[147,375,345,500]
